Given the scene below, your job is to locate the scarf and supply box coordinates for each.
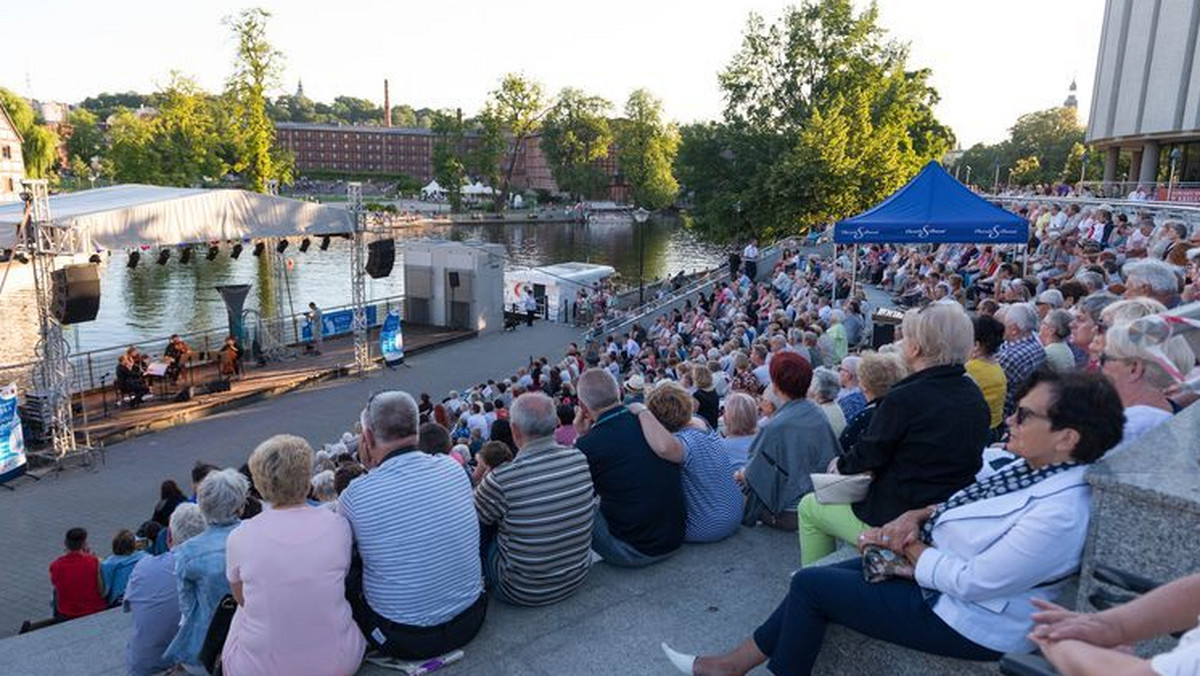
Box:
[921,460,1077,545]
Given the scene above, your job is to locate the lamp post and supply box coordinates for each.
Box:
[965,165,972,186]
[993,163,1001,193]
[1080,150,1090,187]
[633,207,651,306]
[1168,147,1183,201]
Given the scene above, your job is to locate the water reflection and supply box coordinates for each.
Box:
[0,216,723,364]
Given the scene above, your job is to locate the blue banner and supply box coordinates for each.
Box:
[302,306,379,341]
[0,383,27,483]
[380,310,405,365]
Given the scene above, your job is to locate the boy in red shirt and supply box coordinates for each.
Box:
[48,527,107,620]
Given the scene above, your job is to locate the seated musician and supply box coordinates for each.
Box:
[116,348,150,407]
[218,336,242,379]
[163,335,192,384]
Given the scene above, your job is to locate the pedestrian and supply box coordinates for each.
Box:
[306,302,324,355]
[523,288,538,327]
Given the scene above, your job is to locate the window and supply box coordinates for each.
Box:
[1,146,9,159]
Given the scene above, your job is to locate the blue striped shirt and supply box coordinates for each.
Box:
[339,450,482,626]
[677,428,744,543]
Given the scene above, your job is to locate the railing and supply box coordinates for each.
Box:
[986,194,1200,225]
[0,294,406,396]
[1073,180,1200,203]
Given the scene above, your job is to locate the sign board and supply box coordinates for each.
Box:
[380,310,405,365]
[302,306,379,341]
[0,383,27,483]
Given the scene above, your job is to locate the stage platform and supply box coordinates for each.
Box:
[64,324,475,450]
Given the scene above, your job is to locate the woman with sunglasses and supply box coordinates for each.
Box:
[662,370,1125,676]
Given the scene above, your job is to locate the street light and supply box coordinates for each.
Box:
[1168,147,1183,201]
[1080,150,1090,187]
[965,165,972,186]
[633,207,651,306]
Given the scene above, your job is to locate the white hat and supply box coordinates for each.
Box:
[624,374,646,393]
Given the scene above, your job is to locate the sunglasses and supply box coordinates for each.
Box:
[1014,406,1050,426]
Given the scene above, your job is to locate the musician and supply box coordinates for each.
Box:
[218,335,242,379]
[116,347,150,407]
[163,335,192,385]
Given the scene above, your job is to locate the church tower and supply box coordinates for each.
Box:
[1063,79,1078,109]
[296,79,305,99]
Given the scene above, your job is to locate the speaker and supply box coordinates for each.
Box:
[871,323,895,350]
[448,271,460,288]
[50,264,101,324]
[174,387,193,403]
[366,239,395,279]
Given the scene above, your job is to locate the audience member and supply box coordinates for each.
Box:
[808,367,847,437]
[48,528,106,621]
[100,529,146,605]
[964,315,1008,435]
[719,393,758,471]
[837,351,908,453]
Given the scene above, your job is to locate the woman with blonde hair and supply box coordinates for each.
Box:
[691,363,720,429]
[720,393,758,471]
[1100,322,1194,446]
[221,435,366,676]
[839,351,909,452]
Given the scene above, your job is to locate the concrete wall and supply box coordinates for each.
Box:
[1087,0,1200,146]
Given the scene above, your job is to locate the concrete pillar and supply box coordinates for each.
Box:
[1130,150,1143,184]
[1139,141,1160,190]
[1103,147,1120,183]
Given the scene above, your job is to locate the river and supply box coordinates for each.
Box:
[0,216,727,365]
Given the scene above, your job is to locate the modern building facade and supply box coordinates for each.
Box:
[0,107,25,203]
[1086,0,1200,197]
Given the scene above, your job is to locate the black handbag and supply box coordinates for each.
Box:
[199,594,237,674]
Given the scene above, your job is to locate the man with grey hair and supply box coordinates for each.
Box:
[1123,258,1182,308]
[995,302,1047,418]
[573,368,684,567]
[340,390,486,659]
[474,392,595,606]
[125,504,205,676]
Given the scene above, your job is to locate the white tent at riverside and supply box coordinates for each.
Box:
[420,180,446,199]
[0,185,355,251]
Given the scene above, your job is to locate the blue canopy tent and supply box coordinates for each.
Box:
[830,161,1029,301]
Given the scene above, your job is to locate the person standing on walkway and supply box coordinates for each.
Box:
[743,239,760,282]
[306,302,324,355]
[523,288,538,327]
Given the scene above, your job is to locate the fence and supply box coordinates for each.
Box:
[986,194,1200,226]
[0,294,406,396]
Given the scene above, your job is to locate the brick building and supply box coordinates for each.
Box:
[275,122,627,201]
[0,107,25,203]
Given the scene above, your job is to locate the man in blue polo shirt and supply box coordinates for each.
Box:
[574,369,685,567]
[340,390,487,659]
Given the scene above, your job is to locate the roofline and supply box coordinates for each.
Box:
[0,104,23,144]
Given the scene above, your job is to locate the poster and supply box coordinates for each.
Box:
[301,306,379,341]
[380,310,405,365]
[0,383,27,483]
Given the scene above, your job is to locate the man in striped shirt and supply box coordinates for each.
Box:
[475,392,596,606]
[340,390,487,660]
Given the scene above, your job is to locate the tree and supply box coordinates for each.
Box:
[673,0,954,240]
[107,110,157,184]
[77,92,151,121]
[431,110,467,212]
[615,89,679,210]
[486,74,547,211]
[469,108,505,191]
[955,106,1087,188]
[224,7,285,192]
[540,88,612,200]
[0,87,61,179]
[66,108,105,164]
[390,104,418,128]
[1011,155,1042,185]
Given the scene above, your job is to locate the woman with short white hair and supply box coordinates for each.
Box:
[1100,323,1195,446]
[164,469,248,671]
[808,367,846,437]
[1039,309,1075,373]
[221,435,366,676]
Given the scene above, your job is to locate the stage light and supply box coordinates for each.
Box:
[319,235,332,251]
[299,237,311,253]
[127,251,141,269]
[157,250,171,265]
[180,248,192,265]
[206,245,220,261]
[275,239,289,254]
[88,253,102,264]
[230,243,244,260]
[253,242,265,257]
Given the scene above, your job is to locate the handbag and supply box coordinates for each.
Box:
[199,594,237,674]
[810,472,871,505]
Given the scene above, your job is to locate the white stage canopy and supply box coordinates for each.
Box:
[0,185,355,251]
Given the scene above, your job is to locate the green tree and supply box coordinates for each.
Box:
[540,88,612,200]
[0,87,61,179]
[390,104,418,128]
[224,7,284,192]
[77,91,151,121]
[66,108,105,164]
[432,110,467,212]
[955,106,1087,188]
[486,74,547,211]
[1011,155,1042,185]
[469,108,505,191]
[615,89,679,210]
[107,110,157,183]
[105,75,224,186]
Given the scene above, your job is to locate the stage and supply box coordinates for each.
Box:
[65,323,475,449]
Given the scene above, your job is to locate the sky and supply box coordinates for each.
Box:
[2,0,1104,147]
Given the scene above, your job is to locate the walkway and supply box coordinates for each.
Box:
[0,320,582,636]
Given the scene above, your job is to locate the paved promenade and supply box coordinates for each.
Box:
[0,320,582,636]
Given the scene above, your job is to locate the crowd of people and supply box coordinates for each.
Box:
[42,196,1200,676]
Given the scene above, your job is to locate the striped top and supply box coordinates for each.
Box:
[338,450,482,626]
[677,428,744,543]
[474,437,595,606]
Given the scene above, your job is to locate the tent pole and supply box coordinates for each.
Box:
[830,244,838,306]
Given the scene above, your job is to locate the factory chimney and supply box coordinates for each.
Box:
[384,79,392,127]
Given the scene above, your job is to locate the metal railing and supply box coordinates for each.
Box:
[0,294,406,396]
[987,194,1200,226]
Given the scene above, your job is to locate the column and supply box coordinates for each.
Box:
[1129,150,1143,185]
[1103,147,1120,183]
[1139,141,1160,192]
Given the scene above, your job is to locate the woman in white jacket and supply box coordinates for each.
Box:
[663,369,1126,676]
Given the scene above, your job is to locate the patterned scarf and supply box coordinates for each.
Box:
[920,460,1078,545]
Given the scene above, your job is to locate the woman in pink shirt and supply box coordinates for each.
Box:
[222,435,365,676]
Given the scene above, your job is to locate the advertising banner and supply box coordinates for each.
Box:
[0,383,27,483]
[380,310,405,366]
[302,306,379,341]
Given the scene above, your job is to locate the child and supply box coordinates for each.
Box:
[471,440,513,486]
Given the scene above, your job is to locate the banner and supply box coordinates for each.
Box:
[0,383,27,483]
[301,306,379,341]
[380,310,405,365]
